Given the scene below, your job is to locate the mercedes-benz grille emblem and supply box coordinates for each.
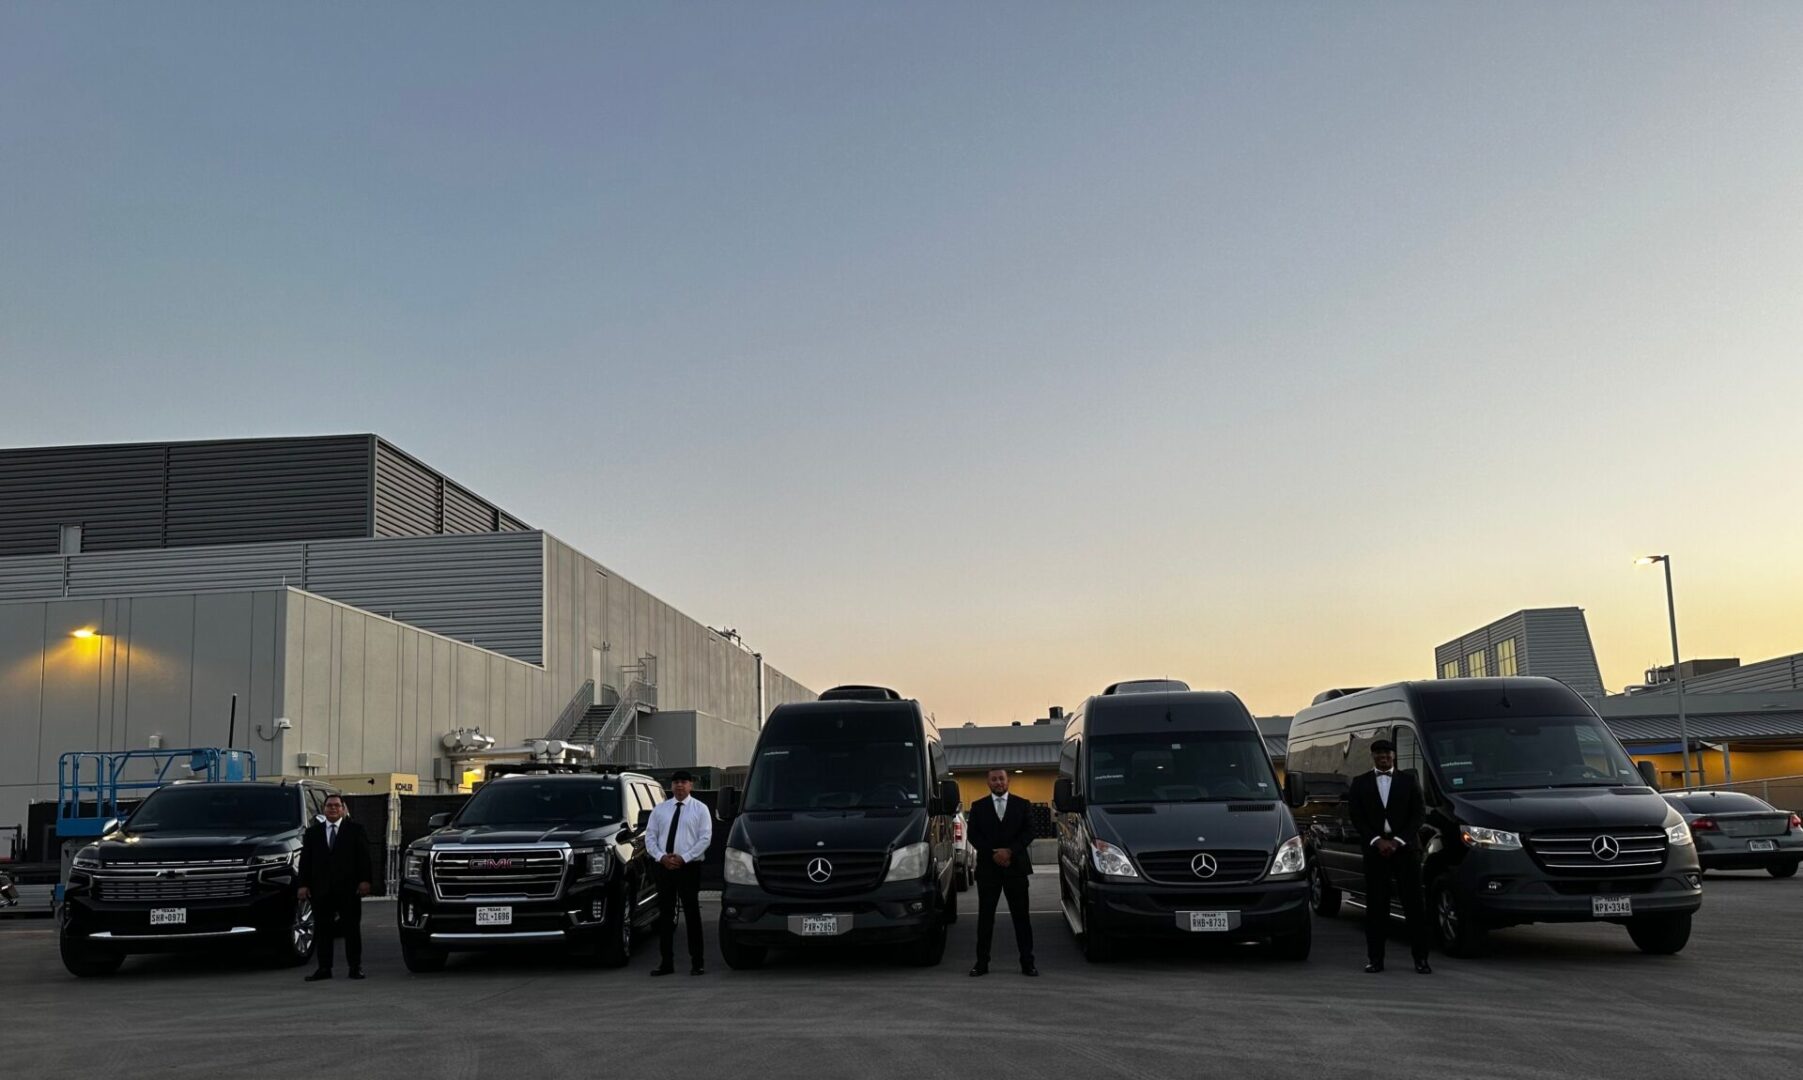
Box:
[1592,835,1621,862]
[1190,853,1219,879]
[807,857,834,883]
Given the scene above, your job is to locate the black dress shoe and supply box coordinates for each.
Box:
[348,968,366,980]
[304,970,333,982]
[968,963,989,977]
[690,966,705,976]
[650,965,676,977]
[1021,964,1039,977]
[1414,959,1433,975]
[1364,962,1384,974]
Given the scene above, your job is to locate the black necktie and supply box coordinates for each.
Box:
[327,824,337,850]
[665,801,681,856]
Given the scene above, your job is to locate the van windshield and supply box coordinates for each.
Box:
[1424,716,1642,792]
[1087,732,1278,803]
[746,711,924,811]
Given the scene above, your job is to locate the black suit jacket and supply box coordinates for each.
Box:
[299,819,373,897]
[1348,770,1426,850]
[966,793,1034,878]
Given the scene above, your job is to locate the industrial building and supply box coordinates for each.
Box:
[0,435,814,839]
[1433,607,1607,697]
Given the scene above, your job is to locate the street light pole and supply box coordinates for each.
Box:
[1639,554,1693,788]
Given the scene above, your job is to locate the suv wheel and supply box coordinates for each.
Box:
[59,926,123,978]
[400,932,448,973]
[718,922,767,970]
[1769,861,1799,879]
[1309,862,1342,918]
[1431,873,1488,958]
[1626,912,1692,955]
[263,896,315,967]
[588,886,633,968]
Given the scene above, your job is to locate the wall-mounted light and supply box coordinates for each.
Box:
[71,627,97,639]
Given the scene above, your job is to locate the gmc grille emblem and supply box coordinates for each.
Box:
[473,858,514,870]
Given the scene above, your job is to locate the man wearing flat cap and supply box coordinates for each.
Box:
[644,770,712,976]
[1348,738,1433,974]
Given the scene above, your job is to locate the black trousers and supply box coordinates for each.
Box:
[314,892,362,971]
[653,862,704,967]
[974,869,1034,967]
[1362,846,1432,963]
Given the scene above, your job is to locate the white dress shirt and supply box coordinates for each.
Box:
[1371,770,1404,847]
[645,796,713,865]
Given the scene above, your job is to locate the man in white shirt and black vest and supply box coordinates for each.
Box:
[644,770,712,976]
[1348,739,1433,974]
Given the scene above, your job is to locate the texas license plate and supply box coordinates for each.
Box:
[1750,840,1778,852]
[1179,910,1233,932]
[475,906,512,927]
[793,915,842,936]
[1592,896,1632,917]
[150,907,186,926]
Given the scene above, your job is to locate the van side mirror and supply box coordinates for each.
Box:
[1053,777,1083,814]
[718,786,741,821]
[427,812,452,829]
[1637,761,1660,790]
[937,780,962,815]
[1283,773,1308,807]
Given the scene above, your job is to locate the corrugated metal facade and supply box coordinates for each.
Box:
[0,533,545,664]
[1638,652,1803,695]
[1434,607,1606,697]
[370,439,522,538]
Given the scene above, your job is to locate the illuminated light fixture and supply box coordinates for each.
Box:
[71,627,97,639]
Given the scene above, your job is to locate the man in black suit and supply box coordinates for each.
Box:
[1348,739,1432,974]
[298,793,373,981]
[966,766,1037,977]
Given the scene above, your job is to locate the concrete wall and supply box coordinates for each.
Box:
[637,709,761,769]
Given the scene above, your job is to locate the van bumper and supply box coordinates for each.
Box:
[1086,877,1310,940]
[720,880,939,947]
[1450,848,1704,926]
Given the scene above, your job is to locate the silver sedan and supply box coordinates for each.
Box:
[1664,791,1802,877]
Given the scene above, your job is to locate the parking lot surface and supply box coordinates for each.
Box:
[4,872,1800,1080]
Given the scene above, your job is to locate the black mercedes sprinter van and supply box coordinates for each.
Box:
[1052,689,1312,961]
[1287,677,1702,956]
[716,686,962,968]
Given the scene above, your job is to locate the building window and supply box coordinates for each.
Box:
[59,524,83,554]
[1440,661,1459,680]
[1466,650,1488,678]
[1496,638,1518,677]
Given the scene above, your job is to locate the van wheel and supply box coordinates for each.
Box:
[1080,893,1116,963]
[1626,912,1692,955]
[400,933,448,973]
[1430,874,1488,958]
[262,896,316,967]
[719,923,767,970]
[1768,861,1798,879]
[59,930,123,978]
[1309,863,1341,918]
[955,865,969,893]
[1269,915,1312,961]
[911,903,949,966]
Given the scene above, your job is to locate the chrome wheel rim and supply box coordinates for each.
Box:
[293,898,315,956]
[1309,867,1323,908]
[1436,888,1457,943]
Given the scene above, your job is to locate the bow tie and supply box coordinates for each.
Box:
[1376,771,1393,777]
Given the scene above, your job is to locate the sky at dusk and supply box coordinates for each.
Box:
[4,3,1801,721]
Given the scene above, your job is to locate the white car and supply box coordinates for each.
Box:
[952,810,974,892]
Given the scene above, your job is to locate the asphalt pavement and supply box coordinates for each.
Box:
[3,871,1800,1079]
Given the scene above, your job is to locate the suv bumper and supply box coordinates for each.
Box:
[1086,877,1310,941]
[721,879,938,947]
[397,880,612,950]
[62,887,293,953]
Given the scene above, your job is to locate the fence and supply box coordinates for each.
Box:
[1694,774,1803,811]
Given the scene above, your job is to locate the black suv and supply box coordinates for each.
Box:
[397,768,663,971]
[716,686,962,968]
[59,779,337,976]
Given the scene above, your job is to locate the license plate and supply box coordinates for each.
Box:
[1750,840,1778,853]
[1592,896,1632,918]
[150,907,186,927]
[475,906,512,927]
[1179,910,1233,933]
[792,915,844,936]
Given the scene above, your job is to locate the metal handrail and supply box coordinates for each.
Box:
[544,679,597,742]
[594,679,656,759]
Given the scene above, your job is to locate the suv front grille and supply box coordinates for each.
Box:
[1136,850,1268,886]
[1527,830,1668,874]
[757,851,888,896]
[432,849,569,901]
[92,859,256,903]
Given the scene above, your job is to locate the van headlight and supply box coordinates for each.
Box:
[724,847,758,886]
[1459,824,1523,850]
[404,850,426,883]
[71,846,102,871]
[1268,835,1306,879]
[885,842,930,882]
[1665,822,1694,846]
[1090,838,1138,879]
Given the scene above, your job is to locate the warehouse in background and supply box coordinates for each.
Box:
[0,435,814,838]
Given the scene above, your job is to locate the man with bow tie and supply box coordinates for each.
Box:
[298,793,373,981]
[1348,739,1432,974]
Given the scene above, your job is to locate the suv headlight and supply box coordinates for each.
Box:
[1090,838,1138,879]
[885,842,930,882]
[71,846,101,871]
[724,847,758,886]
[1268,835,1306,878]
[576,847,612,876]
[1665,821,1694,846]
[1459,824,1523,850]
[404,850,426,883]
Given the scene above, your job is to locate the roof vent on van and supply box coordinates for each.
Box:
[1103,679,1191,695]
[1310,687,1371,705]
[817,684,903,701]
